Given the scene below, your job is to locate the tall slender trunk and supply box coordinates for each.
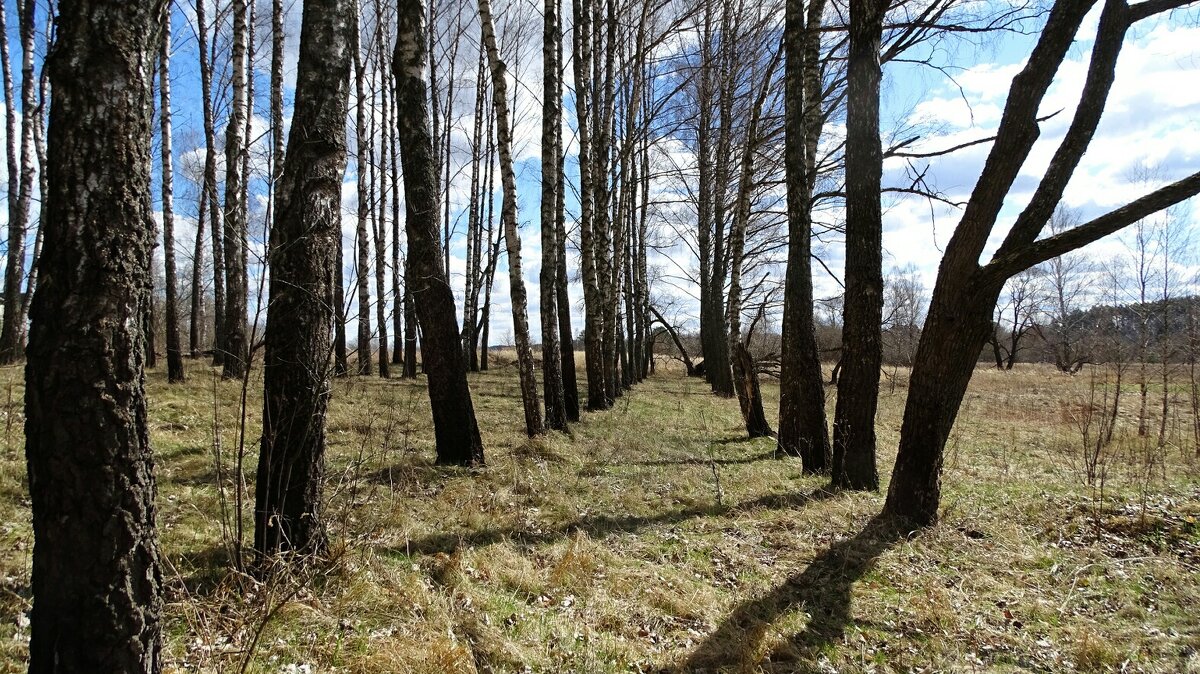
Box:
[257,0,353,559]
[388,63,405,368]
[479,0,544,436]
[540,0,568,431]
[831,0,884,491]
[0,0,35,363]
[463,48,485,365]
[727,49,778,439]
[160,16,184,383]
[556,33,580,419]
[372,31,391,377]
[222,0,251,379]
[354,26,373,375]
[197,0,225,365]
[777,0,831,472]
[190,167,207,357]
[20,22,48,348]
[395,0,485,465]
[26,2,166,669]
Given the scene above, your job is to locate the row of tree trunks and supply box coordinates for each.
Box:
[0,0,38,364]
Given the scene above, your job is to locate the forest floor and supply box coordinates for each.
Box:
[0,358,1198,673]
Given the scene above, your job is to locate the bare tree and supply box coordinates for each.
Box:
[885,0,1200,525]
[479,0,544,437]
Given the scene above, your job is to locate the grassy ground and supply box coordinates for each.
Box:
[0,357,1198,673]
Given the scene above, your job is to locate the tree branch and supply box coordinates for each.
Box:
[983,170,1200,282]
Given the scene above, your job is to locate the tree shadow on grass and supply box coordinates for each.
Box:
[626,448,779,467]
[382,487,841,558]
[676,514,913,673]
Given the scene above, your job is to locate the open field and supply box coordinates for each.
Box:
[0,359,1198,672]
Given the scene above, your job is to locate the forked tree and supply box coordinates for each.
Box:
[394,0,486,465]
[25,0,166,669]
[884,0,1200,525]
[255,0,354,559]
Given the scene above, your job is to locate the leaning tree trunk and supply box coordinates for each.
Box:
[884,0,1200,524]
[26,1,166,669]
[255,0,353,559]
[777,0,830,472]
[222,0,250,379]
[394,0,485,465]
[479,0,544,437]
[539,0,568,431]
[160,15,184,383]
[831,0,884,492]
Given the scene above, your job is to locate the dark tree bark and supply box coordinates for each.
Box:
[884,0,1200,525]
[394,0,485,465]
[256,0,353,559]
[222,0,250,379]
[777,0,831,472]
[539,0,569,431]
[160,14,184,383]
[831,0,884,492]
[26,1,166,669]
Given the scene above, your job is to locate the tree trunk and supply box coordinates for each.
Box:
[394,0,485,465]
[539,0,568,431]
[26,1,166,668]
[160,16,184,383]
[354,31,373,375]
[777,0,831,473]
[189,168,207,358]
[199,0,225,367]
[256,0,353,559]
[831,0,884,492]
[0,0,35,363]
[222,0,250,379]
[882,0,1200,524]
[556,70,580,419]
[479,0,544,437]
[372,34,391,378]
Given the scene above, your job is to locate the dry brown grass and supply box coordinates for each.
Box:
[0,359,1198,672]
